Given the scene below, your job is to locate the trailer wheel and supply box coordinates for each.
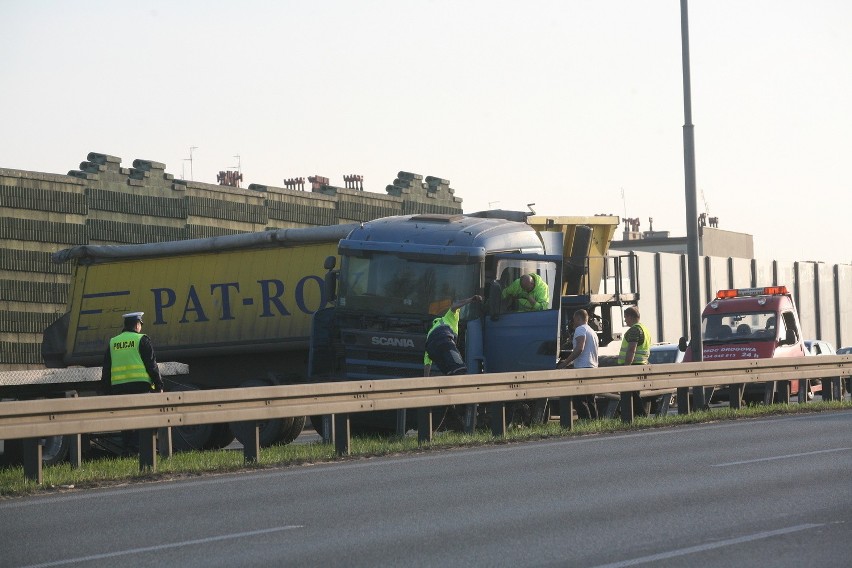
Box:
[310,415,326,438]
[230,379,298,447]
[41,435,70,466]
[0,435,69,466]
[165,381,217,451]
[279,415,306,445]
[205,424,236,450]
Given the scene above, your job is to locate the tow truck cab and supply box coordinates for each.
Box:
[682,286,813,398]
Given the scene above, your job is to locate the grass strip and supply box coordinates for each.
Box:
[2,400,850,498]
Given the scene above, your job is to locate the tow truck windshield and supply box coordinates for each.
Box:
[337,253,479,318]
[702,311,779,343]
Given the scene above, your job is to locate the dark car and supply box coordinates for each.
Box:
[649,343,685,364]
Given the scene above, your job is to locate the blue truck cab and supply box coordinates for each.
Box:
[309,212,637,432]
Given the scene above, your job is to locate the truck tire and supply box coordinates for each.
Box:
[310,415,326,438]
[0,435,69,467]
[165,380,217,451]
[279,415,306,445]
[41,435,71,466]
[205,423,236,450]
[230,379,302,447]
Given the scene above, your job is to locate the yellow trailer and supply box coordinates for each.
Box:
[40,225,356,449]
[46,225,355,371]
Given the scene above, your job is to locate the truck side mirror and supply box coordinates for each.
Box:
[324,271,338,303]
[677,337,688,352]
[323,256,338,303]
[488,280,502,321]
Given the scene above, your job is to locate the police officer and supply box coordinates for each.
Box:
[101,311,164,454]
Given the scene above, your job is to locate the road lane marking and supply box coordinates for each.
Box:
[589,523,824,568]
[712,447,851,467]
[18,525,303,568]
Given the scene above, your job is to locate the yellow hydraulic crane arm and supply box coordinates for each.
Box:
[526,215,620,296]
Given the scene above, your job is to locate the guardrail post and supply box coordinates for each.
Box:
[23,438,43,484]
[676,387,690,414]
[821,379,833,401]
[488,403,506,437]
[620,392,634,423]
[321,415,334,444]
[559,397,574,430]
[139,429,157,472]
[692,386,707,410]
[777,381,790,404]
[417,408,433,444]
[158,427,173,458]
[797,380,807,403]
[69,434,83,469]
[395,409,407,437]
[243,424,260,463]
[334,413,351,456]
[824,377,842,401]
[730,384,743,410]
[463,404,477,433]
[65,392,82,469]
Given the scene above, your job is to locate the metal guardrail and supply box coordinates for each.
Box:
[2,356,849,483]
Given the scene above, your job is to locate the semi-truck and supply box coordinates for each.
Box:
[11,224,357,460]
[5,211,637,463]
[309,211,639,433]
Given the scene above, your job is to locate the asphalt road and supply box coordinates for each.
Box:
[2,412,850,567]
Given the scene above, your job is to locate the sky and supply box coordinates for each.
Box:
[2,1,850,265]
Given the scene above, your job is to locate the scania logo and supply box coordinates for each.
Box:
[371,336,415,348]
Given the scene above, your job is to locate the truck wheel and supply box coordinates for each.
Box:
[0,436,69,467]
[172,423,216,452]
[231,418,293,448]
[279,415,306,445]
[166,381,217,451]
[205,424,236,450]
[41,435,70,466]
[310,415,326,438]
[230,379,297,447]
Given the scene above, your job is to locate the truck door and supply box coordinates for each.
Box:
[473,254,561,373]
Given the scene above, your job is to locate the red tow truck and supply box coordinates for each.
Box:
[681,286,816,403]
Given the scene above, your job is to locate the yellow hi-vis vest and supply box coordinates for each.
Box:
[109,331,151,386]
[618,322,651,365]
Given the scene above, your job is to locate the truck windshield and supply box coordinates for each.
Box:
[702,311,778,342]
[338,254,479,318]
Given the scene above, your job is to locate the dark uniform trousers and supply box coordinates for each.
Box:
[111,380,153,454]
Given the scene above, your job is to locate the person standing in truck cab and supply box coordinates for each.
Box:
[101,311,164,454]
[502,273,549,311]
[618,306,652,416]
[424,296,482,377]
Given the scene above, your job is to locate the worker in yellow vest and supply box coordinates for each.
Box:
[101,311,163,455]
[424,295,482,376]
[618,306,651,416]
[502,273,549,311]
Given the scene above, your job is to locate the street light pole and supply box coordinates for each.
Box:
[680,0,705,410]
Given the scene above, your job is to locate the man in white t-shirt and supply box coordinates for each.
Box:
[557,309,599,418]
